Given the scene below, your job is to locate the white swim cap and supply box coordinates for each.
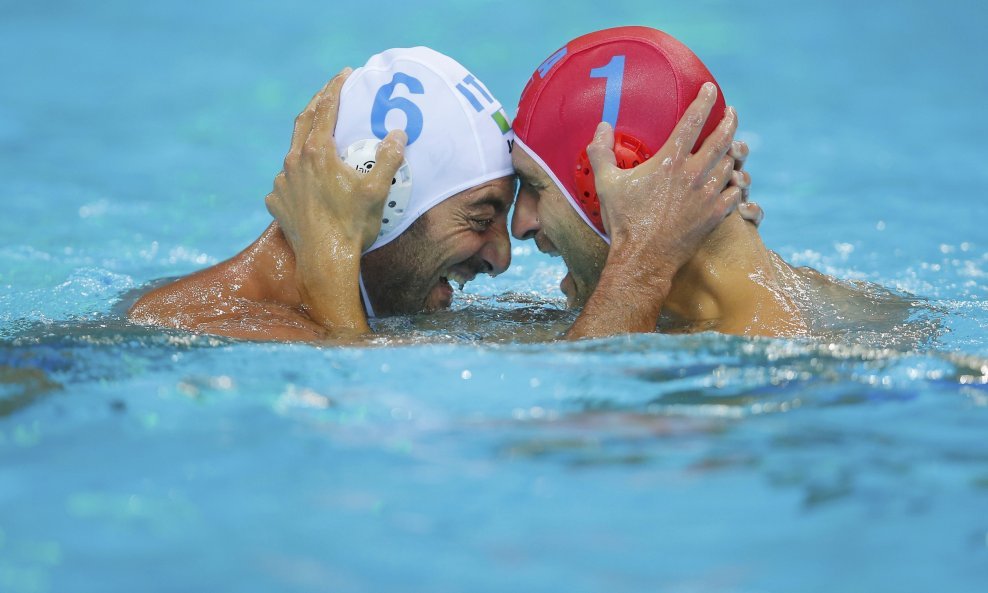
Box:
[335,47,515,253]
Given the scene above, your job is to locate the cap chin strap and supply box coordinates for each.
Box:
[359,274,376,318]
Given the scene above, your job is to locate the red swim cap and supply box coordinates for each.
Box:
[513,26,726,238]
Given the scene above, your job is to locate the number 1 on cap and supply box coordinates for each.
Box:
[590,55,625,128]
[371,73,425,145]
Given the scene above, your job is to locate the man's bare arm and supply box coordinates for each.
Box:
[567,83,742,339]
[127,261,333,342]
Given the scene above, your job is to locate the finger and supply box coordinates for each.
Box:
[290,73,343,156]
[704,155,734,193]
[716,155,734,185]
[717,186,743,220]
[586,121,618,182]
[738,202,764,227]
[693,106,737,178]
[729,140,749,171]
[265,172,287,217]
[305,67,353,157]
[368,129,408,195]
[729,169,751,190]
[272,170,287,195]
[665,82,718,163]
[730,169,751,203]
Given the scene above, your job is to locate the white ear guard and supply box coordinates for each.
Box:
[342,139,413,239]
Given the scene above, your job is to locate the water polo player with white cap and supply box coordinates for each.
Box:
[268,46,517,332]
[131,47,515,341]
[334,47,515,317]
[509,26,771,338]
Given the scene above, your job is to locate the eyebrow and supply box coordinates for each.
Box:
[468,192,512,213]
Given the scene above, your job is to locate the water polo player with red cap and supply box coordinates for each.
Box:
[511,26,813,339]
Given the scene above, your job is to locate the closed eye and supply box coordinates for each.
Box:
[471,218,494,230]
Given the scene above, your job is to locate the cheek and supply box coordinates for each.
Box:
[543,202,581,255]
[443,229,486,261]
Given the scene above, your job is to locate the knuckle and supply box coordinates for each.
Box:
[264,193,281,215]
[283,151,300,171]
[300,142,321,161]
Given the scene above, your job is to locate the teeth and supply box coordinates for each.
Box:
[446,270,468,291]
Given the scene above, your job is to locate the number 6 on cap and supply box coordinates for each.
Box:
[370,73,425,145]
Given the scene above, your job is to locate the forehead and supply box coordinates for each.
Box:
[511,146,551,184]
[446,175,517,210]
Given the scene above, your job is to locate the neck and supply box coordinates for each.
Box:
[223,222,305,307]
[661,214,806,337]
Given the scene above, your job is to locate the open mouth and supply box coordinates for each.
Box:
[428,268,479,311]
[425,277,454,311]
[443,269,476,291]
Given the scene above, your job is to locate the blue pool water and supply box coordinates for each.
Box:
[2,1,987,591]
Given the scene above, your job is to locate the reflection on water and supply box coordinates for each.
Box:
[0,302,985,593]
[371,292,575,344]
[783,261,945,350]
[0,366,61,417]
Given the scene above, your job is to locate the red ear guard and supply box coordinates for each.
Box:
[574,132,652,234]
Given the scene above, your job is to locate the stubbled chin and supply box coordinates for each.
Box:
[423,278,454,312]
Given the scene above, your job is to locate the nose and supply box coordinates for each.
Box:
[480,217,512,276]
[511,188,541,241]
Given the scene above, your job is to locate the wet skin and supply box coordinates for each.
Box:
[512,147,608,310]
[509,84,806,338]
[130,70,515,342]
[130,73,773,342]
[361,177,515,316]
[127,180,515,342]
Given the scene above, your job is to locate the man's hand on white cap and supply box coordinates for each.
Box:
[264,68,407,335]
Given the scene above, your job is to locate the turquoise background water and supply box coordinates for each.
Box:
[1,1,987,592]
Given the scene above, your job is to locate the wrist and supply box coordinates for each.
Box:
[293,242,370,334]
[566,244,678,340]
[603,237,681,296]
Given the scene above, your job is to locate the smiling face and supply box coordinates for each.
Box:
[510,147,609,308]
[361,176,515,315]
